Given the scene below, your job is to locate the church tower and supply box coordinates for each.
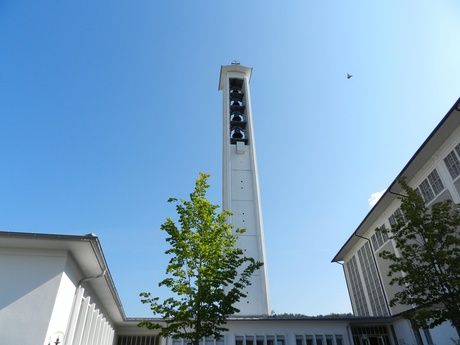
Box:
[219,64,270,316]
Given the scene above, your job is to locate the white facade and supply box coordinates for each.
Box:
[0,233,118,345]
[334,98,460,344]
[219,64,270,316]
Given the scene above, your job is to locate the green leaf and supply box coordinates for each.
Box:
[139,173,263,344]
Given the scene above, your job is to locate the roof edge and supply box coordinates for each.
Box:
[332,96,460,262]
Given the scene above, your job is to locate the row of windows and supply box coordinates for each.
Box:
[370,226,388,252]
[371,207,406,254]
[172,337,224,345]
[357,243,388,317]
[295,334,343,345]
[351,326,388,336]
[388,207,405,228]
[235,335,344,345]
[351,326,390,345]
[235,335,284,345]
[118,336,159,345]
[371,167,444,253]
[417,168,444,204]
[345,256,369,316]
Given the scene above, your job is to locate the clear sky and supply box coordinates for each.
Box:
[1,0,460,317]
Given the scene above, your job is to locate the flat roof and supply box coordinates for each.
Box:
[219,64,252,90]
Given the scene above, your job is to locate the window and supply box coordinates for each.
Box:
[334,335,343,345]
[427,169,444,195]
[276,335,285,345]
[357,242,388,316]
[418,168,445,204]
[305,335,313,345]
[388,213,396,227]
[315,335,323,345]
[236,336,282,345]
[444,148,460,179]
[371,233,379,251]
[392,207,406,225]
[295,335,303,345]
[325,335,333,345]
[388,207,406,227]
[267,336,274,345]
[423,328,434,345]
[371,226,389,251]
[346,255,370,316]
[118,336,159,345]
[419,179,435,203]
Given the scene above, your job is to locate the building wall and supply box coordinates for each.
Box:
[391,319,418,345]
[44,254,82,344]
[0,247,67,345]
[339,113,460,344]
[343,125,460,319]
[162,320,353,345]
[221,67,270,316]
[0,246,115,345]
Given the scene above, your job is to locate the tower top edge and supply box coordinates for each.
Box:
[218,64,253,90]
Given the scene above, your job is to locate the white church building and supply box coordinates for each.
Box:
[0,64,459,345]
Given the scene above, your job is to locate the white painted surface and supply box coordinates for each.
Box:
[44,256,80,345]
[391,319,417,345]
[221,65,270,315]
[0,244,115,345]
[0,248,66,345]
[161,320,353,345]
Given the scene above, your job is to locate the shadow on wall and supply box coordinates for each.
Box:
[0,250,66,343]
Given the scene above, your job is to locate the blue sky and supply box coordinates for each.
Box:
[1,0,460,316]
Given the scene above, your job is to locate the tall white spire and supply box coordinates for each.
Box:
[219,64,270,316]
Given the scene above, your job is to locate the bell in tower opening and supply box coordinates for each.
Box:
[229,78,248,145]
[230,127,248,144]
[230,112,246,125]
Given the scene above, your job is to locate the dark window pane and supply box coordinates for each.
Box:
[315,335,323,345]
[428,169,444,195]
[295,336,302,345]
[419,179,434,203]
[335,335,343,345]
[444,151,460,179]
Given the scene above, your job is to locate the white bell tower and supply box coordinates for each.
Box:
[219,64,270,316]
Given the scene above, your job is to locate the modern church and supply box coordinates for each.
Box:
[0,64,459,345]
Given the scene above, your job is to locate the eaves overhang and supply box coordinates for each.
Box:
[0,230,127,325]
[219,64,253,90]
[332,97,460,262]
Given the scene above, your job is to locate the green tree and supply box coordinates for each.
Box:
[378,179,460,335]
[139,173,263,345]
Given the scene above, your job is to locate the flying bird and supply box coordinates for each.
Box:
[347,73,353,79]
